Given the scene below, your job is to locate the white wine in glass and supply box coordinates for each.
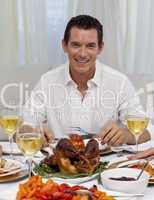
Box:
[127,116,148,152]
[16,133,42,158]
[16,121,43,178]
[0,107,22,159]
[0,116,22,137]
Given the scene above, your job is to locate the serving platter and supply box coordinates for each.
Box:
[33,136,111,184]
[33,160,108,184]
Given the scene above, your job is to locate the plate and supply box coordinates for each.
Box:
[32,167,99,184]
[117,159,146,168]
[0,159,22,177]
[43,173,98,184]
[100,146,113,156]
[33,160,109,184]
[1,142,21,155]
[0,169,28,183]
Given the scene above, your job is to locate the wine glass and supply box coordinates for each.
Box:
[0,105,22,159]
[16,119,43,178]
[126,113,149,152]
[111,145,125,157]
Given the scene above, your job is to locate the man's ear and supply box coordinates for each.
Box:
[62,39,67,53]
[98,41,104,54]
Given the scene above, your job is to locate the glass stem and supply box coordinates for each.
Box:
[135,135,139,153]
[27,158,33,178]
[9,135,14,159]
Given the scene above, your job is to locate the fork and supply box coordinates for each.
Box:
[67,127,97,139]
[69,127,96,135]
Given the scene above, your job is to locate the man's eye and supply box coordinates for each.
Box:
[71,43,80,48]
[87,44,96,48]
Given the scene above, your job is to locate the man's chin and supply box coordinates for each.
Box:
[75,67,90,74]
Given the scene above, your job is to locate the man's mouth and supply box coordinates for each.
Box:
[75,58,89,64]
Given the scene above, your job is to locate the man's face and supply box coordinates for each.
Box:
[62,27,103,74]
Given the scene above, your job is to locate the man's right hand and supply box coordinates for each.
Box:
[19,124,54,147]
[42,127,54,147]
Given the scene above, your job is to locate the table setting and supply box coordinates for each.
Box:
[0,107,154,200]
[0,136,154,200]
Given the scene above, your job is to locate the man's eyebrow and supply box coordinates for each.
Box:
[70,41,80,44]
[87,42,97,46]
[70,41,97,45]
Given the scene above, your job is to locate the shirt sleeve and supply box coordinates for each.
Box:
[23,76,64,138]
[23,77,47,124]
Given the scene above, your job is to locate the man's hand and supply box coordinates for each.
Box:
[128,148,154,160]
[19,124,54,147]
[42,127,54,147]
[98,120,129,146]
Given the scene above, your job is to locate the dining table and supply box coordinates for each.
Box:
[0,141,154,200]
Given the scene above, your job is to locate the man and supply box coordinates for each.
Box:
[25,15,150,146]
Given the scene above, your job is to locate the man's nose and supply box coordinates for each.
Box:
[79,46,87,57]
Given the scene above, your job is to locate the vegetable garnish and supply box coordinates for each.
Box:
[33,161,109,179]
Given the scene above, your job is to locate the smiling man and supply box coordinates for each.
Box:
[62,26,102,96]
[24,15,150,146]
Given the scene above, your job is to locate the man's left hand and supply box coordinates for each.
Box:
[98,121,128,146]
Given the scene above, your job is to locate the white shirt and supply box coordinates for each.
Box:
[24,60,143,137]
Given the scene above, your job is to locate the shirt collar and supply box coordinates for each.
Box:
[64,60,102,87]
[64,62,73,86]
[89,60,101,87]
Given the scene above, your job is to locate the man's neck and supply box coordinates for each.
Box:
[70,67,95,90]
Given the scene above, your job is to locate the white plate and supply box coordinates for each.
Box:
[33,170,98,184]
[1,142,21,155]
[1,184,137,200]
[117,159,146,168]
[50,173,98,184]
[0,159,22,177]
[109,156,129,166]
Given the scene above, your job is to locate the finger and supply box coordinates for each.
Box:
[44,128,54,143]
[108,133,122,146]
[42,134,49,147]
[102,127,118,144]
[98,123,113,140]
[109,129,125,145]
[111,136,123,146]
[99,120,119,139]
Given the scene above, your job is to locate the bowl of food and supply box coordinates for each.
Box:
[101,168,150,194]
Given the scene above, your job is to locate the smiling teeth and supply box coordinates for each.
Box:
[76,59,89,63]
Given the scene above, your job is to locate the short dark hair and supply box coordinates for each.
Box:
[63,15,103,47]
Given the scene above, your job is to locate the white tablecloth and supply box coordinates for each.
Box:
[0,143,154,200]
